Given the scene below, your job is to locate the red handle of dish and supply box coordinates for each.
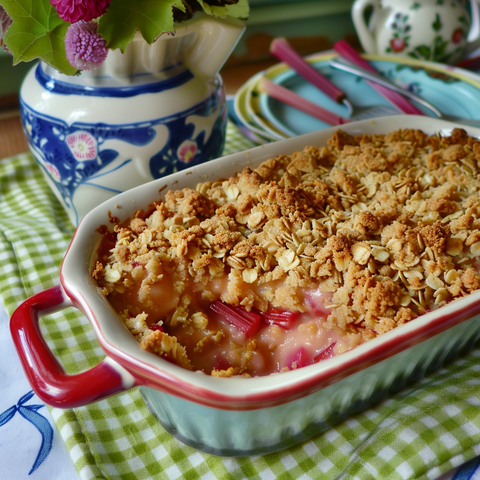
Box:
[10,285,135,408]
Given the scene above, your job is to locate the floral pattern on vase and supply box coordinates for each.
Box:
[18,14,245,226]
[65,131,98,161]
[44,162,62,183]
[177,140,199,164]
[20,71,226,226]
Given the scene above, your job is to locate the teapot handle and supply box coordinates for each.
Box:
[351,0,380,55]
[466,0,480,54]
[180,14,246,79]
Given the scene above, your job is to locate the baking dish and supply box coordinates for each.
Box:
[10,115,480,456]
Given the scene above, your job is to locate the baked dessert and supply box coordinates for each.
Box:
[92,127,480,377]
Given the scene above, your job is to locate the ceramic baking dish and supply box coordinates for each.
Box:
[10,115,480,456]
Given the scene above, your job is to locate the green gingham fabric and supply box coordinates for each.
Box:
[2,122,480,480]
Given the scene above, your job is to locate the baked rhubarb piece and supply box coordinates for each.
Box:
[92,127,480,376]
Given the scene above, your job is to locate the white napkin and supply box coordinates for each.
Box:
[0,304,79,480]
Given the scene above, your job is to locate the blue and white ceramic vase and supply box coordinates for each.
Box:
[19,14,245,226]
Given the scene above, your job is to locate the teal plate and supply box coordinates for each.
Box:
[258,53,480,137]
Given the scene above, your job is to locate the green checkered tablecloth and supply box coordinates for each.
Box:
[3,122,480,480]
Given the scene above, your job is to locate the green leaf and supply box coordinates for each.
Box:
[98,0,184,52]
[196,0,249,19]
[411,45,432,61]
[432,13,442,32]
[2,0,77,75]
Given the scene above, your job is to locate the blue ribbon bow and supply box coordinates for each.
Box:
[0,391,53,474]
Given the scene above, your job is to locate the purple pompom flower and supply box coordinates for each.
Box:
[50,0,111,23]
[65,21,108,71]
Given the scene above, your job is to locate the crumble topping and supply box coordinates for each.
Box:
[93,128,480,376]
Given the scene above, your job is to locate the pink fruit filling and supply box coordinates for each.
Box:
[105,263,350,376]
[93,128,480,377]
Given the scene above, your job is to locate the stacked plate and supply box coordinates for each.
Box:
[233,51,480,142]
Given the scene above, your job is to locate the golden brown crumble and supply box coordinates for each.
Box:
[93,128,480,373]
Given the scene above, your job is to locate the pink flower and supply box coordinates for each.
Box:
[177,140,198,164]
[65,21,108,71]
[0,5,13,54]
[50,0,111,23]
[45,163,62,182]
[66,130,97,160]
[452,28,464,44]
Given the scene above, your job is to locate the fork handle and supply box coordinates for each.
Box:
[270,38,346,103]
[334,40,425,116]
[329,60,442,117]
[258,77,350,126]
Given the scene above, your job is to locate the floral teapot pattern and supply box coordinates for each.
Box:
[20,13,245,226]
[352,0,480,64]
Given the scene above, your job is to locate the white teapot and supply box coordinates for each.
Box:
[352,0,480,64]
